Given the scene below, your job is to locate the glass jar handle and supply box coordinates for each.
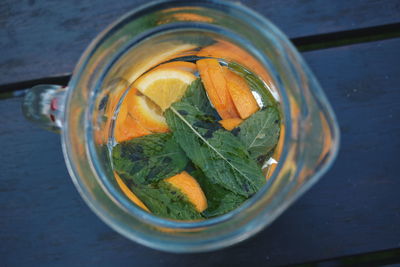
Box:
[22,85,67,133]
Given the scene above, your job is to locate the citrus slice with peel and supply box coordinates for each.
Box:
[134,68,196,111]
[196,58,240,119]
[114,172,150,212]
[114,114,152,142]
[121,43,197,84]
[115,98,128,128]
[219,118,243,131]
[165,171,208,212]
[154,61,197,73]
[126,88,169,133]
[223,66,259,119]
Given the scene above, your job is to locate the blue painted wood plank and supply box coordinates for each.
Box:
[0,0,399,85]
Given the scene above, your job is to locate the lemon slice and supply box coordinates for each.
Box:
[134,68,196,111]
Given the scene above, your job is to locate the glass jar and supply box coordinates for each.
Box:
[22,0,339,252]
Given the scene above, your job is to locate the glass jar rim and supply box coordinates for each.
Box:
[62,0,339,252]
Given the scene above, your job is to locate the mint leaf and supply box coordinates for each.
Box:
[119,173,202,220]
[165,102,265,197]
[227,63,281,162]
[237,108,281,161]
[191,169,246,218]
[181,78,220,119]
[112,133,189,184]
[228,62,277,108]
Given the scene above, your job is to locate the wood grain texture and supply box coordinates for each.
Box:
[0,0,399,85]
[1,38,399,266]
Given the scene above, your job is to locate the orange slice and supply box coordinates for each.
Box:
[219,118,243,131]
[114,172,150,212]
[196,58,240,119]
[223,67,260,119]
[165,171,208,212]
[170,13,213,23]
[154,61,197,73]
[133,68,196,111]
[126,88,169,133]
[115,98,128,128]
[197,39,274,85]
[121,42,198,85]
[114,114,152,142]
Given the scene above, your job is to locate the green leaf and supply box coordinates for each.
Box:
[237,108,281,161]
[165,101,265,197]
[226,63,281,163]
[181,78,220,119]
[190,169,246,218]
[119,173,202,220]
[112,133,189,184]
[228,62,277,108]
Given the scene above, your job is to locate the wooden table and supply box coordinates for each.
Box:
[1,1,399,266]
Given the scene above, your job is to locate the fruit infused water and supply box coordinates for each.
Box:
[110,39,282,220]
